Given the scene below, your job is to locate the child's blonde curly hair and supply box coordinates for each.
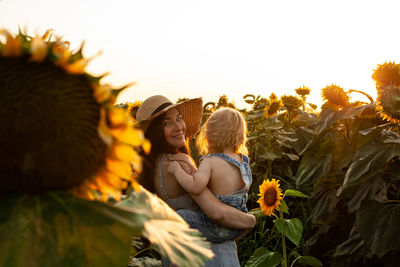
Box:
[196,107,248,155]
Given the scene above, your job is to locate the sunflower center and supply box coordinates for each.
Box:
[264,187,278,206]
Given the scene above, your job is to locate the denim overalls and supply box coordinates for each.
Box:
[177,153,252,243]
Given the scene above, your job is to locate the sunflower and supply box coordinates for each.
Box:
[376,85,400,124]
[257,178,283,216]
[280,95,303,111]
[372,61,400,87]
[321,84,349,107]
[269,93,278,101]
[128,100,143,120]
[264,99,282,118]
[295,86,311,97]
[0,29,147,201]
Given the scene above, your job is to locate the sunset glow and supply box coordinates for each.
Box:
[1,0,399,108]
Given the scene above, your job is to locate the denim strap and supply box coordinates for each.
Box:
[159,154,169,200]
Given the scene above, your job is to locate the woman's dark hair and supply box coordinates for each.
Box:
[139,112,190,193]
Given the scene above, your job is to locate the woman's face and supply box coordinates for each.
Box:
[162,108,186,149]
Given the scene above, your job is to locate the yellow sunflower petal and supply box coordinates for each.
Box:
[98,169,127,189]
[106,158,132,179]
[64,58,88,74]
[53,41,71,66]
[98,108,113,147]
[112,144,135,162]
[142,139,151,154]
[93,84,112,104]
[110,125,145,147]
[0,30,22,57]
[131,150,142,173]
[109,109,126,127]
[30,36,48,62]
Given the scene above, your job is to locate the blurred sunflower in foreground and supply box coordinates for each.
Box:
[0,29,211,267]
[0,29,147,201]
[257,178,283,216]
[372,62,400,125]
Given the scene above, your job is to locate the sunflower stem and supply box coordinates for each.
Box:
[266,118,272,177]
[280,210,287,267]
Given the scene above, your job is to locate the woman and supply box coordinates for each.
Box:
[136,95,256,266]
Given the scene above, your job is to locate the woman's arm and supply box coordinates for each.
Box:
[167,153,256,229]
[191,188,256,229]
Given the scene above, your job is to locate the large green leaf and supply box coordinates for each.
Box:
[0,189,213,267]
[333,226,368,258]
[296,139,334,186]
[316,104,373,134]
[117,189,213,267]
[347,176,388,213]
[296,256,323,267]
[0,192,145,267]
[273,218,303,246]
[337,140,400,196]
[284,189,308,198]
[310,188,339,223]
[356,200,400,257]
[244,247,281,267]
[258,144,284,161]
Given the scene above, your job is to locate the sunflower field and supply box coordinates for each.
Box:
[2,28,400,267]
[190,63,400,266]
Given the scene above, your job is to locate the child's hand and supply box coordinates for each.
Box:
[168,153,197,175]
[167,160,181,175]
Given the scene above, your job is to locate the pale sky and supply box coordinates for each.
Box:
[1,0,399,108]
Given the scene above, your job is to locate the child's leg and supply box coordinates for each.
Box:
[176,209,242,243]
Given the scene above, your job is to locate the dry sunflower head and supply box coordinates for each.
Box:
[281,95,303,111]
[264,99,282,118]
[321,84,349,107]
[372,61,400,87]
[376,84,400,124]
[295,86,311,97]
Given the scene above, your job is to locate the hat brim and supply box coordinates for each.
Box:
[138,98,203,138]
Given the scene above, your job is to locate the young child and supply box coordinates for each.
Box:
[168,107,252,243]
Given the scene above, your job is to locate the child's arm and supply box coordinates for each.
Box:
[167,160,211,195]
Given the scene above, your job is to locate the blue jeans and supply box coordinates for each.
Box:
[161,240,240,267]
[177,209,243,243]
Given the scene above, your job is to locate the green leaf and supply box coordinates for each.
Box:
[334,227,368,257]
[284,153,299,161]
[356,200,400,257]
[279,199,289,214]
[249,208,264,218]
[257,144,284,161]
[316,104,373,134]
[0,192,146,267]
[337,141,400,196]
[273,218,303,246]
[128,257,161,267]
[118,189,213,267]
[284,189,308,198]
[0,189,212,267]
[310,188,339,223]
[244,247,281,267]
[297,256,323,267]
[296,139,333,186]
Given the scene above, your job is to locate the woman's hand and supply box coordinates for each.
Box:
[191,188,256,230]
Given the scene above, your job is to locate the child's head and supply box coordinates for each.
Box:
[197,107,248,155]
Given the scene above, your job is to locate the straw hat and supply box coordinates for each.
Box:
[136,95,203,138]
